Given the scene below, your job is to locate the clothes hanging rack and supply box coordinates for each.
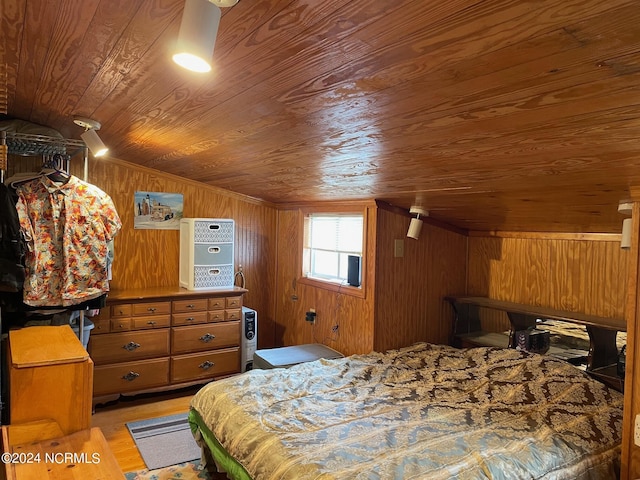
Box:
[1,130,90,344]
[0,131,88,183]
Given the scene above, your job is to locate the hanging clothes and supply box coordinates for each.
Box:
[0,182,26,292]
[15,175,121,307]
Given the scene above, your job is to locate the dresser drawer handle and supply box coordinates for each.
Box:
[123,341,141,351]
[186,317,195,321]
[199,333,216,343]
[147,307,157,312]
[147,321,157,326]
[122,371,140,381]
[229,300,237,306]
[199,360,215,370]
[187,304,195,309]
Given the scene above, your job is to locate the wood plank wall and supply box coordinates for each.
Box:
[273,203,469,356]
[49,154,280,349]
[274,205,377,356]
[467,232,628,333]
[373,205,467,351]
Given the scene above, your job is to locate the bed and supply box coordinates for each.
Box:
[189,342,623,480]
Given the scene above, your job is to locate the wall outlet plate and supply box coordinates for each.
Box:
[305,309,316,324]
[635,414,640,447]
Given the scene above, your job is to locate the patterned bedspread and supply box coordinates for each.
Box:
[190,343,623,480]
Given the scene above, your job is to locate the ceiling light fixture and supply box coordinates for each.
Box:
[173,0,238,73]
[407,206,429,240]
[73,117,108,157]
[619,201,633,249]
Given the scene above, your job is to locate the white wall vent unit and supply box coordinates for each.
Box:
[180,218,234,290]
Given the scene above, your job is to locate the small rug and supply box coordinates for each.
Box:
[125,460,212,480]
[127,412,202,470]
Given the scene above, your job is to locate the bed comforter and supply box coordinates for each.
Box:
[189,342,623,479]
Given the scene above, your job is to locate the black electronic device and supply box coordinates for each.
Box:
[347,255,361,287]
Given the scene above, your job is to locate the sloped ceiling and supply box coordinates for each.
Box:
[3,0,640,233]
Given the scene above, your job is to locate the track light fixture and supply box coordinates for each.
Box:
[73,117,108,157]
[619,201,633,249]
[173,0,238,73]
[407,206,429,240]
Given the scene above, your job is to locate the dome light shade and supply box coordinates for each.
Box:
[173,0,221,73]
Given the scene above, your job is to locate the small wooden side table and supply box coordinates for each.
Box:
[2,427,123,479]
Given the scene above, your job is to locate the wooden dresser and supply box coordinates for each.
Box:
[88,286,247,404]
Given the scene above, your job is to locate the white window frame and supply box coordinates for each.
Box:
[300,210,366,296]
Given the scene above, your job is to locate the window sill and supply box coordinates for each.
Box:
[297,276,365,299]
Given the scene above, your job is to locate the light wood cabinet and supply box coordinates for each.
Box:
[89,286,246,403]
[8,325,93,436]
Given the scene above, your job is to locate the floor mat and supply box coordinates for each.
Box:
[126,412,201,470]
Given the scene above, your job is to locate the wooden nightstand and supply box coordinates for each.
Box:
[8,325,93,435]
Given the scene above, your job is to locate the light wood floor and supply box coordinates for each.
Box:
[91,386,201,474]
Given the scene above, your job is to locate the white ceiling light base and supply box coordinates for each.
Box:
[409,206,429,217]
[73,117,102,131]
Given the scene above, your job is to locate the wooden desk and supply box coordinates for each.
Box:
[2,427,123,480]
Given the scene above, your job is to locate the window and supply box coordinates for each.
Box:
[303,213,363,285]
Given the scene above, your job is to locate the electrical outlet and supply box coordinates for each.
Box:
[305,308,316,324]
[635,414,640,447]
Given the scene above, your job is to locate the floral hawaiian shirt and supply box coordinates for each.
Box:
[15,175,122,307]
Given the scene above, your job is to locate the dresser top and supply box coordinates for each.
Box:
[107,285,248,302]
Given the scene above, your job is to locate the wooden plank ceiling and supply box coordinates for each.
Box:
[2,0,640,233]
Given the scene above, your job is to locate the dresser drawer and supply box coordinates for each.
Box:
[110,318,131,332]
[111,304,131,318]
[94,358,169,396]
[171,347,240,383]
[132,315,171,330]
[132,301,171,316]
[171,321,241,354]
[226,296,242,309]
[226,309,241,321]
[208,298,226,310]
[208,310,225,322]
[173,298,208,313]
[172,311,208,326]
[89,329,170,365]
[91,317,111,335]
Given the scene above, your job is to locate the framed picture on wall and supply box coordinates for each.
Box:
[134,191,184,230]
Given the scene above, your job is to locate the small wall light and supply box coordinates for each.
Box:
[172,0,238,73]
[407,206,429,240]
[73,117,108,157]
[619,201,633,249]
